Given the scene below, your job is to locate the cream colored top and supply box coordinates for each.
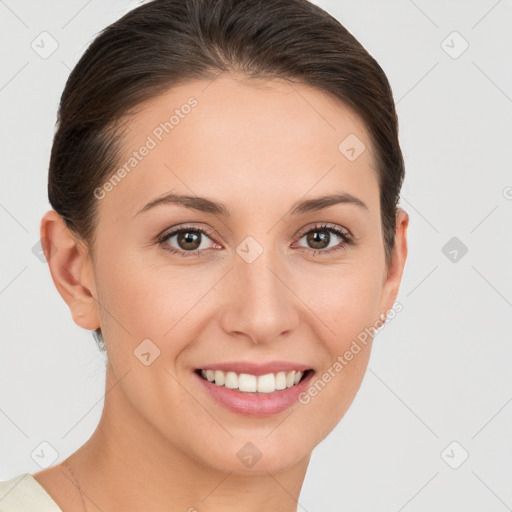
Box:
[0,473,63,512]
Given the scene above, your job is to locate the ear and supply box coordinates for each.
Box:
[40,209,100,331]
[378,207,409,319]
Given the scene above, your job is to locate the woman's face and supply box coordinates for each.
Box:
[71,75,407,474]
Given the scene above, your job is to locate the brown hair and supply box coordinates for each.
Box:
[47,0,405,349]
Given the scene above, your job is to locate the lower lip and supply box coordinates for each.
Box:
[194,370,314,417]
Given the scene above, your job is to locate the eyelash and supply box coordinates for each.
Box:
[157,222,353,258]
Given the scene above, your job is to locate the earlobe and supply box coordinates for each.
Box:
[40,210,100,331]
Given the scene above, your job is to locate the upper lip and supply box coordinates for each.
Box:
[196,361,313,376]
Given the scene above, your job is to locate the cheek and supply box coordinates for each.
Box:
[303,263,384,348]
[296,265,382,422]
[97,252,205,341]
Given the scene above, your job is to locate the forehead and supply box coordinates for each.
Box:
[100,75,379,219]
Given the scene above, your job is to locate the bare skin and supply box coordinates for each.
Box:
[35,74,408,512]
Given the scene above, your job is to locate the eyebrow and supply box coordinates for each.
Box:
[135,191,368,217]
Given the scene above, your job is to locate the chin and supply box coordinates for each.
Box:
[193,434,310,475]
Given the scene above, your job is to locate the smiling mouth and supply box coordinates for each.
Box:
[195,368,312,394]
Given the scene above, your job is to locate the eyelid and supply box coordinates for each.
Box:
[295,222,351,241]
[158,223,217,242]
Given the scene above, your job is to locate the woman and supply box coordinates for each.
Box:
[0,0,408,510]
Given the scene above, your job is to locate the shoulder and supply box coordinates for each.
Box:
[0,473,63,512]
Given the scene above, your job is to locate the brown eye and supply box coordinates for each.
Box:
[295,223,352,255]
[176,230,202,250]
[159,226,217,257]
[305,229,331,249]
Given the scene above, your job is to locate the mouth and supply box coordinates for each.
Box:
[193,366,315,416]
[195,368,312,394]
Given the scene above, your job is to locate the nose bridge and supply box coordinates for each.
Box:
[220,241,299,343]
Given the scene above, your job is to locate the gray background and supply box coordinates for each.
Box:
[1,0,511,510]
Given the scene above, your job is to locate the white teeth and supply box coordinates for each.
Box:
[257,373,275,393]
[238,373,257,392]
[224,371,238,389]
[275,371,287,390]
[214,370,225,386]
[198,368,307,393]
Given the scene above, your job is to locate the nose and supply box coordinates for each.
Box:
[219,246,300,345]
